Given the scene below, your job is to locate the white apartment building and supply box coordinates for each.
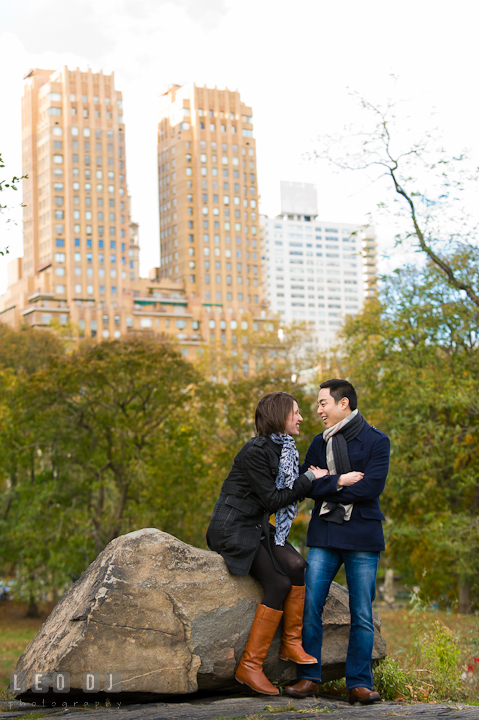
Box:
[261,182,377,349]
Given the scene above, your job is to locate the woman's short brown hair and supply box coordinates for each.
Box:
[255,391,298,436]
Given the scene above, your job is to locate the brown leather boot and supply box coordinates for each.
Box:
[279,585,318,664]
[235,604,283,695]
[347,687,381,704]
[284,679,320,698]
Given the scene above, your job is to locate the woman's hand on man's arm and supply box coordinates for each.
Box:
[308,465,329,479]
[308,467,364,486]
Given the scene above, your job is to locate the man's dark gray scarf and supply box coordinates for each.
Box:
[321,411,365,524]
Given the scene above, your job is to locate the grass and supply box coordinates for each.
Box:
[263,702,299,712]
[375,607,479,703]
[215,717,266,720]
[379,606,479,661]
[0,601,53,698]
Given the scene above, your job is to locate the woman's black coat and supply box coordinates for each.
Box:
[206,435,313,575]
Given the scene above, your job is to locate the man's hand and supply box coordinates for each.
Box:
[308,465,329,479]
[338,471,364,487]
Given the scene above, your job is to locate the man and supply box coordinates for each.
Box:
[285,378,390,705]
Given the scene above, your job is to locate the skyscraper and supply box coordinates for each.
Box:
[157,84,263,339]
[1,66,139,338]
[261,182,378,349]
[0,73,271,360]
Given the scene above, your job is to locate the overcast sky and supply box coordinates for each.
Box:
[1,0,477,292]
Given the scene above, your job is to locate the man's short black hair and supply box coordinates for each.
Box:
[320,378,357,411]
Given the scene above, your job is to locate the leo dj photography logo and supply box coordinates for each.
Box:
[10,671,121,694]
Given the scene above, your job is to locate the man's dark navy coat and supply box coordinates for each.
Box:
[301,419,390,552]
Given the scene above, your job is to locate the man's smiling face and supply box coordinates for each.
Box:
[317,387,351,428]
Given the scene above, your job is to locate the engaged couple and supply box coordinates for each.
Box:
[207,378,390,705]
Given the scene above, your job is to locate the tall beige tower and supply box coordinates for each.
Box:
[1,66,139,339]
[157,84,262,328]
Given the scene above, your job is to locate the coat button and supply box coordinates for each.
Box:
[256,524,262,529]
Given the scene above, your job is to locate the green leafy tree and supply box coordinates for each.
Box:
[0,324,65,375]
[310,94,479,611]
[0,338,216,608]
[0,329,322,611]
[331,260,479,611]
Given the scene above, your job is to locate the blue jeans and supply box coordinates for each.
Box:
[297,547,380,690]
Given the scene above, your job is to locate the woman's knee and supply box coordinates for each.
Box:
[276,574,293,603]
[284,554,307,585]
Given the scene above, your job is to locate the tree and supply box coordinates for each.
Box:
[311,95,479,306]
[331,261,479,611]
[0,330,322,610]
[0,338,214,607]
[0,324,65,375]
[309,95,479,611]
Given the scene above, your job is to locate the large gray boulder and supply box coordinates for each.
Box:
[13,528,386,700]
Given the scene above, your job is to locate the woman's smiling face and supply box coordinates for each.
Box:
[284,401,303,436]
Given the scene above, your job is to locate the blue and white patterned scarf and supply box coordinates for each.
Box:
[270,433,300,546]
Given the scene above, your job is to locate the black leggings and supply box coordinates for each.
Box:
[249,539,307,610]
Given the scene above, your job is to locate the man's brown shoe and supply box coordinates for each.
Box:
[347,687,381,704]
[284,679,319,698]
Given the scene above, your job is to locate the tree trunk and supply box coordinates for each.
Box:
[26,596,40,618]
[458,580,472,614]
[383,568,395,606]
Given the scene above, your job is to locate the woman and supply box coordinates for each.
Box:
[207,391,327,695]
